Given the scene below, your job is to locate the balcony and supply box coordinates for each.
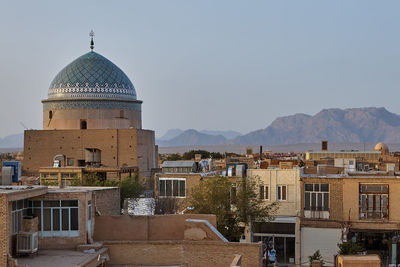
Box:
[359,209,388,220]
[304,207,329,219]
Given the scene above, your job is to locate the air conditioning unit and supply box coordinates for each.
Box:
[16,232,38,255]
[1,166,13,185]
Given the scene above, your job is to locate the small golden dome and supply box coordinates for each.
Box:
[374,142,389,155]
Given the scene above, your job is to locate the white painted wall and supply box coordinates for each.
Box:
[301,227,341,266]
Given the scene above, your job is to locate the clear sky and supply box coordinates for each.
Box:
[1,1,400,138]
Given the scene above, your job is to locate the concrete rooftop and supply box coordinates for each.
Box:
[16,250,97,267]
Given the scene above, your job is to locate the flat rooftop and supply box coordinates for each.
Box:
[307,151,380,154]
[16,250,99,267]
[47,186,118,193]
[0,185,47,195]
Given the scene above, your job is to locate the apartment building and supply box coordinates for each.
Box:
[300,172,400,266]
[247,167,301,265]
[1,185,119,266]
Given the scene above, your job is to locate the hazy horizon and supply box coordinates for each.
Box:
[1,1,400,138]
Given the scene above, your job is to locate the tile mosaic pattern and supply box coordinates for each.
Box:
[43,100,142,111]
[47,51,137,100]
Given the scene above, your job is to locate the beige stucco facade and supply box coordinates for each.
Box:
[93,214,263,267]
[343,177,400,230]
[247,168,301,265]
[23,128,157,178]
[305,151,381,161]
[247,168,301,216]
[42,106,142,130]
[300,174,400,266]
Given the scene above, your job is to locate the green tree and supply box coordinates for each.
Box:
[65,171,142,212]
[188,176,279,241]
[120,174,144,209]
[164,153,182,161]
[153,197,178,214]
[235,176,279,224]
[338,242,364,255]
[70,172,119,187]
[308,250,324,266]
[210,152,224,159]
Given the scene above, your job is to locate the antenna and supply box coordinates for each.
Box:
[20,122,28,130]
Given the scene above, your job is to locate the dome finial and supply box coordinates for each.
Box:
[89,30,95,50]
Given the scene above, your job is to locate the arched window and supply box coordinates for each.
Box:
[81,120,87,129]
[120,110,124,118]
[49,110,53,119]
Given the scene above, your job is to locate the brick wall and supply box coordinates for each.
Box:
[93,188,120,216]
[93,214,217,242]
[343,177,400,230]
[23,129,156,178]
[29,190,92,249]
[0,195,8,267]
[300,177,344,223]
[43,108,142,130]
[154,173,202,199]
[136,129,156,178]
[103,240,262,267]
[247,168,301,217]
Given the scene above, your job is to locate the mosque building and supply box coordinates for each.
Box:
[23,33,157,179]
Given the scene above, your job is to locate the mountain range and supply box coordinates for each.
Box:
[157,129,242,142]
[234,107,400,144]
[157,107,400,146]
[157,129,229,146]
[3,107,400,148]
[0,133,24,148]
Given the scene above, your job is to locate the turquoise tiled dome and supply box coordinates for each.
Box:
[48,51,136,100]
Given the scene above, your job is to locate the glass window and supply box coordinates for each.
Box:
[166,180,172,196]
[311,192,316,209]
[304,192,310,210]
[282,186,287,200]
[61,200,78,207]
[159,178,186,197]
[314,184,320,191]
[53,209,60,231]
[179,180,186,197]
[259,185,269,200]
[317,193,323,211]
[305,184,313,191]
[17,200,23,210]
[323,193,329,211]
[159,180,166,197]
[321,184,329,192]
[70,208,79,230]
[62,209,69,231]
[33,201,42,208]
[304,183,330,212]
[173,180,179,196]
[12,200,29,233]
[359,184,388,219]
[33,200,80,236]
[277,185,287,201]
[43,209,52,231]
[44,200,60,207]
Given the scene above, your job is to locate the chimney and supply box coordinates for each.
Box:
[321,140,328,151]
